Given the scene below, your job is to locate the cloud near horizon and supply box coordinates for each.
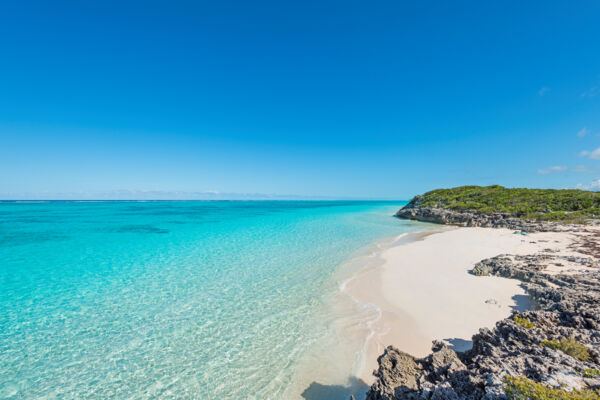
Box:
[0,190,372,201]
[571,165,595,173]
[537,165,567,174]
[576,179,600,191]
[538,165,595,174]
[580,148,600,160]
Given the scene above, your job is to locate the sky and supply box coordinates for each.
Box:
[1,1,600,200]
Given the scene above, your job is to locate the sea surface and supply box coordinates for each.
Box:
[0,201,430,399]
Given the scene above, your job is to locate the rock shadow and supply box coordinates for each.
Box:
[443,337,473,352]
[301,378,369,400]
[510,292,531,313]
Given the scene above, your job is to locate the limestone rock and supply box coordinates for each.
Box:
[394,201,585,233]
[365,231,600,399]
[367,347,422,400]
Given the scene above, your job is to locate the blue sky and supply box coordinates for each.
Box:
[1,1,600,199]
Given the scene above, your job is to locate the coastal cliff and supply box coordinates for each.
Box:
[365,187,600,399]
[396,185,600,231]
[396,201,555,232]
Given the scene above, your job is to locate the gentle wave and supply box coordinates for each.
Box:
[0,201,433,399]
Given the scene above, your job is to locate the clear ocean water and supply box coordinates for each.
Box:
[0,201,429,399]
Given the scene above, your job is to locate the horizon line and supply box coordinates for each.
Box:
[0,198,408,202]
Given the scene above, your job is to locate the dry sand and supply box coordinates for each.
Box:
[343,226,579,384]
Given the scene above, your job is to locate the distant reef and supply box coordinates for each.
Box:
[363,186,600,400]
[396,185,600,231]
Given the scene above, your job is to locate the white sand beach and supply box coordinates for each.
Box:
[344,227,579,384]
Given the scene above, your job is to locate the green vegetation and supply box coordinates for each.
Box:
[540,338,591,361]
[414,185,600,222]
[504,376,600,399]
[513,314,535,329]
[580,369,600,378]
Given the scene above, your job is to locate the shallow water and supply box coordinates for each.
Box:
[0,201,430,399]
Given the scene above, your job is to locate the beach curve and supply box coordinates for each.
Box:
[343,226,577,386]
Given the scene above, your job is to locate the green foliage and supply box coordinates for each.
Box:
[413,185,600,222]
[539,338,591,361]
[580,369,600,378]
[504,376,600,399]
[513,314,534,329]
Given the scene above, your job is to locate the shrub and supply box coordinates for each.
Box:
[580,369,600,378]
[504,376,600,399]
[540,338,591,361]
[411,185,600,222]
[513,314,534,329]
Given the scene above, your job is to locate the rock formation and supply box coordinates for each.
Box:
[365,205,600,399]
[395,195,583,232]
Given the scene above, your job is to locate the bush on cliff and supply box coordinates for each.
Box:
[504,376,600,399]
[413,185,600,222]
[513,314,535,329]
[540,338,592,361]
[580,369,600,378]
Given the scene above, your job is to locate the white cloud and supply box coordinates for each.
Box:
[0,190,348,201]
[577,127,589,137]
[538,165,596,174]
[572,165,594,173]
[576,179,600,191]
[537,165,567,174]
[580,147,600,160]
[538,87,550,96]
[581,86,599,98]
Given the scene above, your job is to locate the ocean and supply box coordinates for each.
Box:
[0,201,430,399]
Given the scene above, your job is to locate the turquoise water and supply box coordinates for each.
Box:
[0,201,428,399]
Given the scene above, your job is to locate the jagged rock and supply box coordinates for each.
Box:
[394,199,586,233]
[365,222,600,399]
[430,383,460,400]
[426,341,466,380]
[368,347,422,400]
[367,342,480,399]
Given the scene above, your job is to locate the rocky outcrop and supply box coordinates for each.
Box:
[368,347,422,399]
[365,234,600,399]
[394,196,585,232]
[367,342,481,400]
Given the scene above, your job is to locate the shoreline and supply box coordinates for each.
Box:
[285,218,592,399]
[285,224,442,400]
[343,226,583,387]
[336,228,449,377]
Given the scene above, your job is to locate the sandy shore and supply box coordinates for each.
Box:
[344,226,578,384]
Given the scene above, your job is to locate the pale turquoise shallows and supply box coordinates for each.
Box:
[0,201,427,399]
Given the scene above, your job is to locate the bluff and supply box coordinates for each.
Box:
[364,186,600,399]
[395,185,600,231]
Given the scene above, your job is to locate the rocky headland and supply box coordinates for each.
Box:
[395,195,573,233]
[364,188,600,399]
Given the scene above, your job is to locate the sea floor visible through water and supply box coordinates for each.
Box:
[288,229,443,400]
[0,201,437,400]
